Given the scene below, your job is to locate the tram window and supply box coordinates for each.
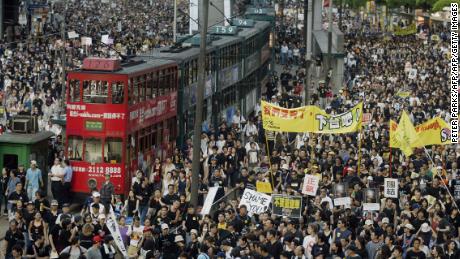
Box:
[133,78,139,104]
[151,72,158,98]
[68,136,83,161]
[139,75,146,102]
[69,79,81,102]
[146,73,152,100]
[158,70,164,96]
[111,82,124,104]
[104,137,122,163]
[84,138,103,163]
[83,80,108,104]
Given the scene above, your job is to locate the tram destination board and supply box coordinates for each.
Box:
[246,7,269,15]
[210,26,238,35]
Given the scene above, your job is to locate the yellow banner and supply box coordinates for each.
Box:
[261,101,363,134]
[394,24,417,36]
[411,117,452,147]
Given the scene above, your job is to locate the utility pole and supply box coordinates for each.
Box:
[303,0,310,105]
[327,0,333,70]
[173,0,177,43]
[60,19,66,106]
[190,0,209,207]
[338,0,342,30]
[0,0,3,40]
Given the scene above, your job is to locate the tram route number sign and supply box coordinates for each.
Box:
[210,26,238,35]
[246,7,269,14]
[232,18,254,27]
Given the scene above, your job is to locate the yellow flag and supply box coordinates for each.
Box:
[411,117,452,147]
[395,111,418,157]
[389,120,400,148]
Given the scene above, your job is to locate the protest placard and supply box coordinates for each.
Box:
[239,189,272,216]
[363,188,380,211]
[384,178,398,198]
[302,175,319,196]
[272,194,302,218]
[256,181,273,194]
[201,187,219,215]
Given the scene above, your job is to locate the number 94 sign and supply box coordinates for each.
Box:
[384,178,399,198]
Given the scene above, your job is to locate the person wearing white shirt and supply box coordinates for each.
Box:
[245,136,260,152]
[243,120,258,138]
[320,189,334,210]
[49,158,65,204]
[232,110,246,129]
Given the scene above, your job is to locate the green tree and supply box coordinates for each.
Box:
[432,0,460,12]
[416,0,438,11]
[344,0,367,10]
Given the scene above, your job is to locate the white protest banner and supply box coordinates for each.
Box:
[334,197,352,207]
[81,37,92,46]
[302,175,319,196]
[384,178,399,198]
[67,31,79,39]
[107,208,128,257]
[102,35,110,44]
[201,187,219,215]
[239,189,272,216]
[363,188,380,211]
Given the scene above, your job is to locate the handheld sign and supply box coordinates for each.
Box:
[363,188,380,211]
[272,194,302,218]
[302,175,319,196]
[239,189,271,216]
[256,182,273,194]
[384,178,398,198]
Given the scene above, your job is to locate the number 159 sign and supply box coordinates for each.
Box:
[384,178,399,198]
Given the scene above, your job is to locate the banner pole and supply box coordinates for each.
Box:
[264,131,276,192]
[357,125,363,175]
[389,120,392,177]
[422,147,459,210]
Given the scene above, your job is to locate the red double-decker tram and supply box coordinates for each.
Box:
[66,57,178,195]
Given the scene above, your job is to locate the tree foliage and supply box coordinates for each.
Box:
[432,0,460,12]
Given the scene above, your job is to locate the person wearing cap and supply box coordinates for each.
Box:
[89,191,105,215]
[100,172,114,212]
[49,157,64,205]
[25,160,43,202]
[86,235,103,259]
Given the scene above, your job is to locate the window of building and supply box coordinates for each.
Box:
[104,137,123,163]
[84,138,102,163]
[68,136,83,161]
[83,80,108,104]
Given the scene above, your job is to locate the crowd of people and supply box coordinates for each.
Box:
[0,1,458,259]
[0,0,190,132]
